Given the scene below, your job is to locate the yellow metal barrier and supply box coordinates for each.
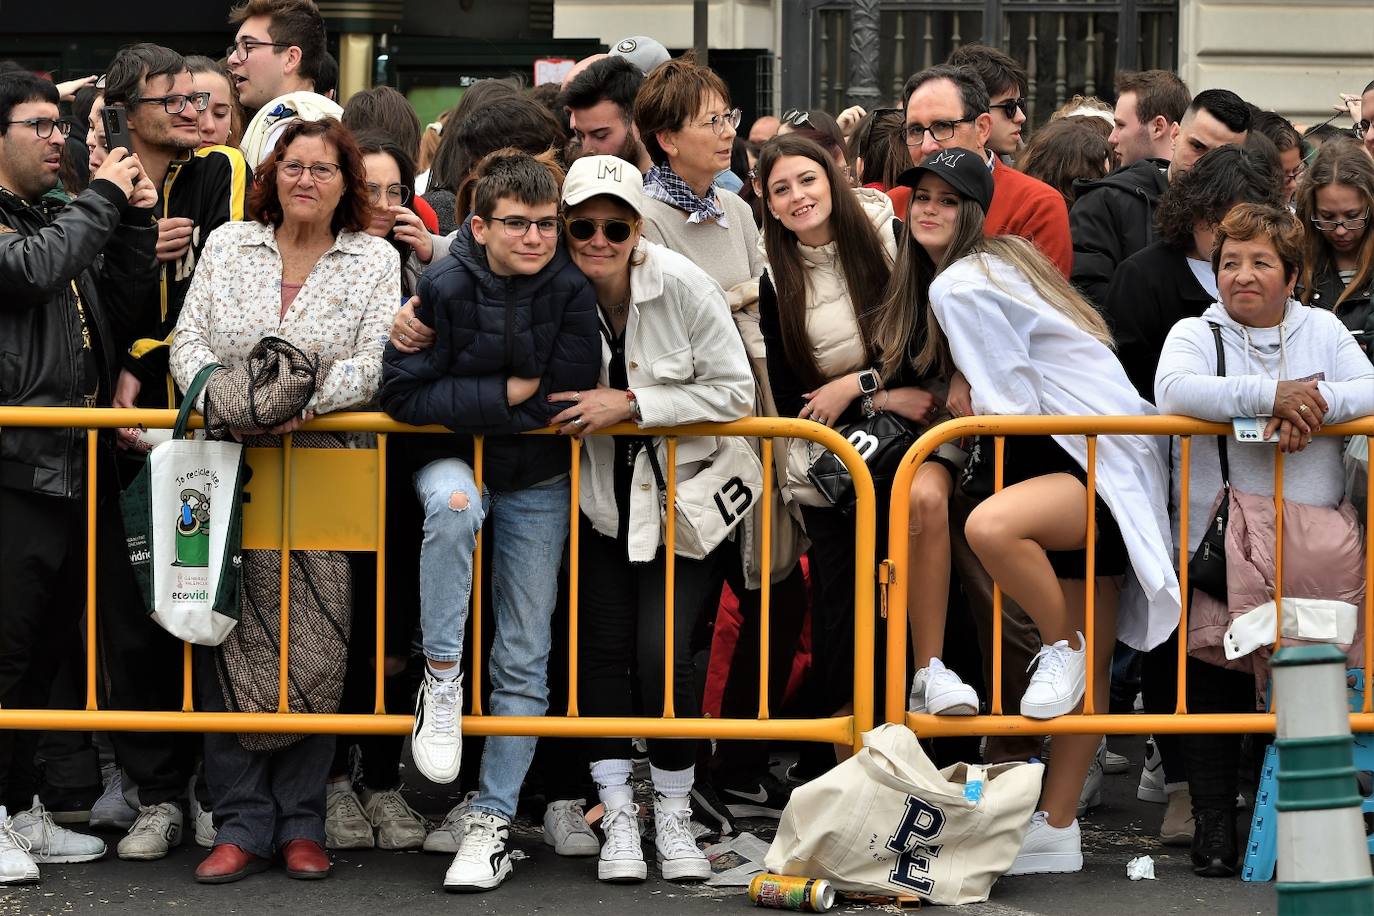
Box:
[0,408,876,753]
[883,415,1374,736]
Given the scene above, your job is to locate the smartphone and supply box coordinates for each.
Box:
[101,104,132,154]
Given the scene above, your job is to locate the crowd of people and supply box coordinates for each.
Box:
[1,0,1372,897]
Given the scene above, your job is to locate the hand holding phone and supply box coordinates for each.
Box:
[101,104,133,155]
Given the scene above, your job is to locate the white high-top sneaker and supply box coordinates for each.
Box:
[11,797,105,863]
[412,669,463,784]
[597,802,647,883]
[0,808,39,884]
[442,810,512,892]
[653,795,710,881]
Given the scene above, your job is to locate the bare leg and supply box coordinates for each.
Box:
[1037,578,1119,828]
[963,474,1091,644]
[907,463,954,664]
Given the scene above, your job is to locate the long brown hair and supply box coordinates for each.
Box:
[757,135,891,390]
[1295,138,1374,308]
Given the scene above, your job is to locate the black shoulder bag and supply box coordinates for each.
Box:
[1187,322,1230,601]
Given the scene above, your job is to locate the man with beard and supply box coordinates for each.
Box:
[562,57,651,172]
[98,42,249,864]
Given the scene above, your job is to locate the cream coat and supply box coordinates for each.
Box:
[578,241,756,561]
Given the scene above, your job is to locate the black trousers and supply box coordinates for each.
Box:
[577,517,724,771]
[1141,628,1187,785]
[1182,656,1259,811]
[0,487,87,811]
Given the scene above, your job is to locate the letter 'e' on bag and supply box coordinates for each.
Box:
[765,724,1044,905]
[120,364,245,646]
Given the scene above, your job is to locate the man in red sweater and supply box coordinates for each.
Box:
[896,63,1072,277]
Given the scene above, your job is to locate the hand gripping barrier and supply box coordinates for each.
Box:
[881,415,1374,738]
[0,408,877,754]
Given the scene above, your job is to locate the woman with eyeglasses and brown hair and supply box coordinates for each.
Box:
[1295,138,1374,355]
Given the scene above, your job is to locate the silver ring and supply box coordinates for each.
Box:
[572,417,586,427]
[400,334,408,344]
[572,392,581,403]
[1298,404,1309,413]
[815,415,826,425]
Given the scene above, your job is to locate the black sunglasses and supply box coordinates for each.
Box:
[989,97,1027,119]
[566,216,638,244]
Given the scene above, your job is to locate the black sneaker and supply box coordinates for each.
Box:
[720,774,792,819]
[688,780,732,837]
[1191,807,1238,877]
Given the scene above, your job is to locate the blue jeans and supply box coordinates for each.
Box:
[414,458,568,820]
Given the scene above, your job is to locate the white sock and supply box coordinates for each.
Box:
[650,764,694,799]
[427,661,459,681]
[591,759,634,810]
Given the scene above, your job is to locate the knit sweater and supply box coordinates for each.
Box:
[986,156,1073,278]
[638,190,765,291]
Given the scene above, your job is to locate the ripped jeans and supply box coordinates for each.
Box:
[413,457,569,818]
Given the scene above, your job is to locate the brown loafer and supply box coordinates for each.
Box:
[281,839,331,879]
[196,844,270,884]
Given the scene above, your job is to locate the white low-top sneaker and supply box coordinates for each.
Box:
[653,795,710,882]
[325,785,375,850]
[11,797,105,864]
[89,765,136,830]
[364,789,428,851]
[909,657,979,716]
[188,790,215,849]
[412,669,463,784]
[443,810,512,892]
[0,809,39,884]
[597,802,646,883]
[1005,811,1082,876]
[1020,632,1087,719]
[424,792,475,854]
[542,798,599,856]
[117,802,182,861]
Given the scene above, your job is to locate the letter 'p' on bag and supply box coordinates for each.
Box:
[121,364,245,646]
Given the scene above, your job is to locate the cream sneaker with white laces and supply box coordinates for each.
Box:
[1020,632,1087,719]
[542,798,599,856]
[653,795,710,881]
[117,802,182,860]
[364,789,427,850]
[597,802,646,883]
[325,785,374,849]
[0,808,39,884]
[11,797,105,863]
[424,792,475,854]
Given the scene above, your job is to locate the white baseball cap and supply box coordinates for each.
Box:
[609,36,670,74]
[562,155,644,216]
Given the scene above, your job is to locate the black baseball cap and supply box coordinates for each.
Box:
[895,148,995,215]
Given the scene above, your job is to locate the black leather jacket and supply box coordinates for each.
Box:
[0,179,158,498]
[1297,260,1374,358]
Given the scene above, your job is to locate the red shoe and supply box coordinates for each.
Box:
[281,839,331,879]
[196,844,270,884]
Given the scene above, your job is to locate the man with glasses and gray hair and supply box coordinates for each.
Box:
[98,41,250,864]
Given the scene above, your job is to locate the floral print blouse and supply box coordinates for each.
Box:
[169,220,401,415]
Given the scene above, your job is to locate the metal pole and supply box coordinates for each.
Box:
[694,0,709,64]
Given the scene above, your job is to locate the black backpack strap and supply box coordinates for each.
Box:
[1207,321,1230,485]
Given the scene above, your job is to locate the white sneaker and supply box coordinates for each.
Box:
[443,810,512,892]
[1138,737,1166,803]
[117,802,182,860]
[653,795,710,881]
[1005,811,1082,876]
[190,795,215,849]
[909,657,979,716]
[1020,632,1087,719]
[0,809,39,884]
[412,669,463,784]
[597,802,647,883]
[364,789,428,851]
[89,765,136,830]
[11,797,105,863]
[424,793,475,854]
[325,785,375,849]
[1077,747,1103,818]
[1101,739,1129,776]
[542,798,599,856]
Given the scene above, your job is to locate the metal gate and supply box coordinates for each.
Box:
[791,0,1177,122]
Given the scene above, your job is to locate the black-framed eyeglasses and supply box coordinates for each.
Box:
[903,116,976,146]
[1283,164,1306,183]
[989,97,1027,120]
[130,92,211,115]
[1311,211,1369,232]
[486,215,561,238]
[366,183,412,206]
[226,37,293,63]
[3,117,73,140]
[781,108,811,128]
[696,108,742,137]
[565,216,639,244]
[280,160,341,182]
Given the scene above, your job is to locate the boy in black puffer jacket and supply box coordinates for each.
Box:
[380,149,599,893]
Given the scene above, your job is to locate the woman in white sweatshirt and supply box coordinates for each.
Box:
[896,149,1179,877]
[1155,203,1374,877]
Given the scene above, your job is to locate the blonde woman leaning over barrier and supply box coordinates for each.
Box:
[895,148,1180,877]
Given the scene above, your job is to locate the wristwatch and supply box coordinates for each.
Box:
[857,368,880,395]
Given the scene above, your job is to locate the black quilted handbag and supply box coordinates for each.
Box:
[807,411,917,509]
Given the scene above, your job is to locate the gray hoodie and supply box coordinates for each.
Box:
[1154,299,1374,553]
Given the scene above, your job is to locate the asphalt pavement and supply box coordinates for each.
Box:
[0,736,1281,916]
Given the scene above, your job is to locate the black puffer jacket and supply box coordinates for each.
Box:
[1069,157,1171,309]
[1297,260,1374,358]
[0,180,157,497]
[381,218,601,491]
